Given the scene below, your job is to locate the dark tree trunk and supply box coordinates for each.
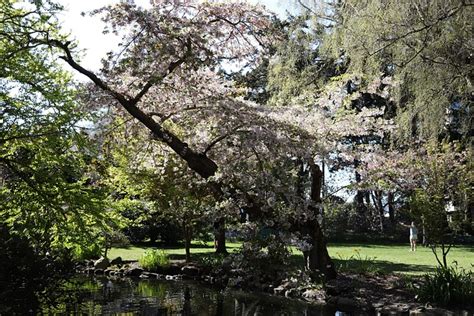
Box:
[214,217,227,254]
[303,163,337,280]
[422,217,428,246]
[364,191,371,206]
[183,221,192,262]
[466,199,473,235]
[371,190,385,233]
[354,159,367,225]
[387,192,395,224]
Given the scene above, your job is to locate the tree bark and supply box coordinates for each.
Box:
[214,217,227,254]
[303,163,337,280]
[466,198,473,235]
[183,220,192,262]
[354,159,367,229]
[371,190,385,233]
[387,192,395,225]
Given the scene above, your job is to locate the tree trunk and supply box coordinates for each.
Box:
[304,163,337,280]
[371,190,384,233]
[387,192,395,225]
[466,198,473,235]
[354,159,367,230]
[183,221,192,262]
[214,217,227,254]
[422,217,428,246]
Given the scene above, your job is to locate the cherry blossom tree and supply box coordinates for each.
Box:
[38,0,339,278]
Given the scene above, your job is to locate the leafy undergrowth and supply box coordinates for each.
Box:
[138,250,170,271]
[417,264,474,307]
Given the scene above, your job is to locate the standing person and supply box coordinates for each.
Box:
[409,222,418,252]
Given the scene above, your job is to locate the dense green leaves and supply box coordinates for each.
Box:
[0,0,112,253]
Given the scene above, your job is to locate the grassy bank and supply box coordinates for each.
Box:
[109,242,474,275]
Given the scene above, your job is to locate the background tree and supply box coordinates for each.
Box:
[322,0,473,144]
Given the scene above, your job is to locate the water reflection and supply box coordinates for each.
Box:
[37,276,336,315]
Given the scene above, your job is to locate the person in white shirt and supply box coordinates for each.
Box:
[409,222,418,251]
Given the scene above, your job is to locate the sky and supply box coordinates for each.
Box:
[56,0,293,71]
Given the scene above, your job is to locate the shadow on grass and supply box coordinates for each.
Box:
[327,242,408,248]
[167,252,227,262]
[117,241,242,250]
[288,254,435,274]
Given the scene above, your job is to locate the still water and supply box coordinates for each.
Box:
[34,276,337,315]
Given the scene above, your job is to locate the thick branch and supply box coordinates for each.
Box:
[47,39,218,178]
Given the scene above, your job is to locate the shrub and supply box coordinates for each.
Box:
[418,264,474,307]
[138,250,170,271]
[72,243,102,260]
[196,253,226,269]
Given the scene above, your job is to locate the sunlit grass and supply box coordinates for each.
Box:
[108,241,240,261]
[326,243,473,275]
[109,241,473,275]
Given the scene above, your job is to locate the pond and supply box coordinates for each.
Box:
[26,276,339,315]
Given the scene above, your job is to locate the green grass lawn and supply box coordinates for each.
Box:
[109,241,473,275]
[325,242,474,275]
[108,242,241,261]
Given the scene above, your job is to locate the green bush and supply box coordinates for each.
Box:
[138,250,170,271]
[418,264,473,307]
[196,253,226,269]
[72,243,102,260]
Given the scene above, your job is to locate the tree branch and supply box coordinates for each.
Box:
[203,125,246,154]
[131,37,192,104]
[46,39,218,179]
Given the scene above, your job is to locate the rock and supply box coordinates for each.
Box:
[110,257,123,265]
[154,264,181,275]
[181,265,200,276]
[126,267,143,277]
[284,288,298,298]
[148,273,161,279]
[410,308,426,315]
[273,286,285,295]
[94,257,110,270]
[302,289,325,302]
[324,284,340,296]
[104,268,114,276]
[84,267,94,274]
[337,297,359,311]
